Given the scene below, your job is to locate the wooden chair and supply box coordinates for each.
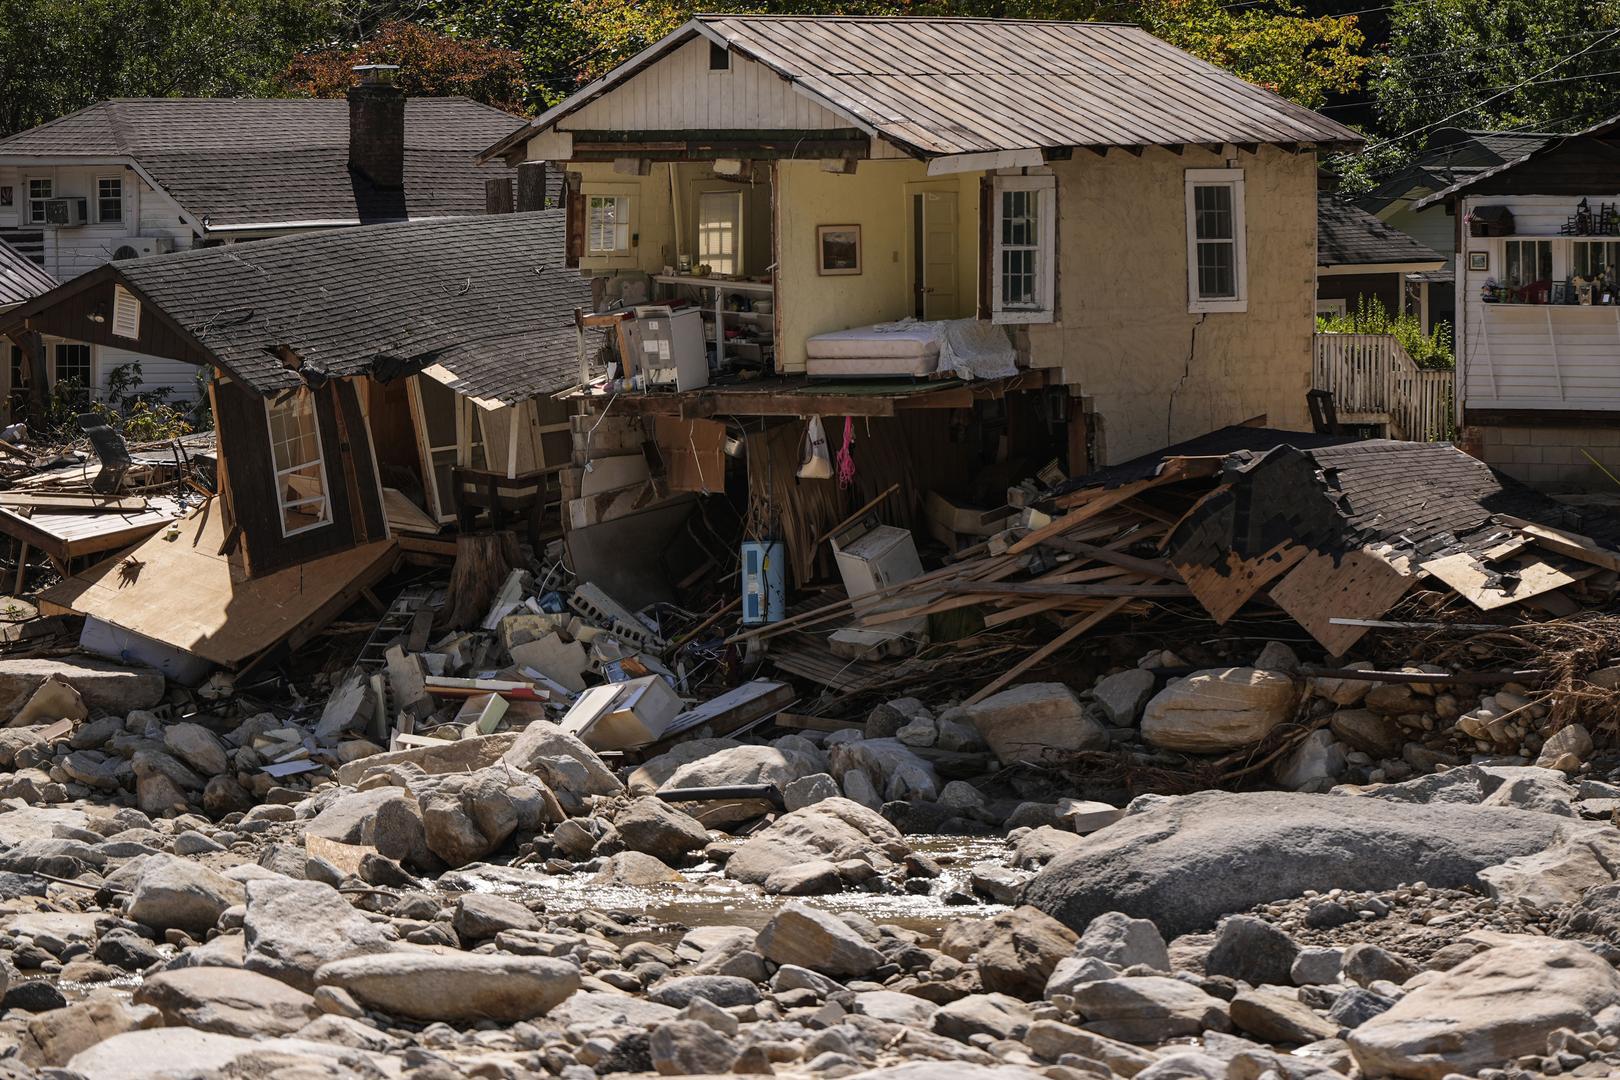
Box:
[450,464,566,551]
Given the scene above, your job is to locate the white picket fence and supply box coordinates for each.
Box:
[1313,333,1454,442]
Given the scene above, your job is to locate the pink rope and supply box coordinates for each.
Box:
[836,415,857,488]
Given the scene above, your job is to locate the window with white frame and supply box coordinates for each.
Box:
[96,177,122,223]
[267,391,331,536]
[990,173,1056,323]
[586,194,632,258]
[26,179,52,225]
[1185,169,1248,312]
[1503,239,1552,289]
[697,190,743,275]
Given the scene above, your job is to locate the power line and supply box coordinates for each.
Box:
[1361,25,1620,152]
[1317,46,1620,109]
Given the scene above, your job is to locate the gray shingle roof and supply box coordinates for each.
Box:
[487,16,1362,162]
[0,239,54,309]
[1318,194,1445,268]
[107,211,593,402]
[0,98,528,228]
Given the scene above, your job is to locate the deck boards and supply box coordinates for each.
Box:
[0,500,181,561]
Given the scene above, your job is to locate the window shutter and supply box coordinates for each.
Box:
[565,174,584,269]
[978,175,992,320]
[111,285,142,340]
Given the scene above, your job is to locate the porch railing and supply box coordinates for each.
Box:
[1313,332,1454,443]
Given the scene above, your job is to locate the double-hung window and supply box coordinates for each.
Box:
[1186,169,1248,313]
[990,173,1056,324]
[26,179,52,225]
[96,177,122,223]
[586,194,632,258]
[1503,239,1552,290]
[1573,240,1620,280]
[267,390,330,536]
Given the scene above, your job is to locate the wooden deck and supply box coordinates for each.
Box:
[0,499,182,563]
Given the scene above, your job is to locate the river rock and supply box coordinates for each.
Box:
[333,732,519,786]
[162,723,229,777]
[950,683,1108,766]
[1274,730,1346,791]
[0,657,164,718]
[1329,709,1405,758]
[126,854,244,935]
[647,974,761,1009]
[305,787,405,846]
[134,967,319,1037]
[1067,976,1231,1043]
[593,850,682,886]
[829,737,940,802]
[662,742,829,826]
[1347,939,1620,1079]
[613,796,709,862]
[243,878,394,991]
[502,723,622,798]
[1023,789,1616,937]
[756,902,884,978]
[725,797,907,886]
[315,952,580,1022]
[1140,668,1297,751]
[942,905,1077,999]
[1228,989,1337,1045]
[1093,669,1158,725]
[23,999,161,1067]
[932,993,1034,1042]
[452,893,540,941]
[1205,915,1299,986]
[1023,1019,1161,1075]
[1074,911,1171,972]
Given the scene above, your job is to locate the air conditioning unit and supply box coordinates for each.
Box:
[111,237,172,260]
[43,198,88,227]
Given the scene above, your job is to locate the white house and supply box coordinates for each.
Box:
[0,69,528,410]
[1413,115,1620,489]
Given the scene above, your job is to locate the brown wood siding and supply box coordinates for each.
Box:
[213,377,359,577]
[1462,138,1620,199]
[12,275,213,369]
[1319,273,1403,316]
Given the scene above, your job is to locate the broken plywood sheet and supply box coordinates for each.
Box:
[1418,550,1593,611]
[0,498,181,562]
[38,501,398,667]
[1175,542,1307,625]
[382,488,440,536]
[1269,545,1416,655]
[509,632,590,694]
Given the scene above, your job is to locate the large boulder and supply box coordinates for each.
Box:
[1023,790,1616,937]
[725,798,908,886]
[126,855,244,935]
[942,906,1077,1000]
[755,902,885,978]
[0,657,164,719]
[162,723,229,777]
[1140,668,1298,751]
[242,879,394,992]
[613,797,709,862]
[418,767,562,867]
[948,683,1107,766]
[659,740,830,826]
[1348,940,1620,1079]
[828,738,940,802]
[315,952,580,1022]
[334,732,518,786]
[501,723,622,798]
[304,787,407,845]
[1064,976,1230,1043]
[133,967,318,1037]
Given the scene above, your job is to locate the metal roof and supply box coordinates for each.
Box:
[0,240,55,310]
[484,16,1362,163]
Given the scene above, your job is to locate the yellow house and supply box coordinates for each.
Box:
[484,15,1360,468]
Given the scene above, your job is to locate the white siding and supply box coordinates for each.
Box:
[1386,198,1458,268]
[1459,192,1620,411]
[566,38,854,135]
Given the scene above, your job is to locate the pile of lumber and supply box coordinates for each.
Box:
[737,429,1620,706]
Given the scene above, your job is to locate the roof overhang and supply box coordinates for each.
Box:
[1318,260,1447,275]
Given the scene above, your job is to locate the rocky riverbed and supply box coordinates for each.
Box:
[0,727,1613,1080]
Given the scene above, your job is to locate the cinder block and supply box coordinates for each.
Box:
[1539,445,1576,466]
[1498,427,1534,446]
[1531,426,1575,446]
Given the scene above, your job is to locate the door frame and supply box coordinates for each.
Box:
[905,180,962,321]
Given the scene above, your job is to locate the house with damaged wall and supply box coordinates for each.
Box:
[0,66,533,409]
[0,210,599,670]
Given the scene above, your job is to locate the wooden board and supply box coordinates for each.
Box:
[0,500,180,561]
[39,500,399,666]
[1269,546,1416,655]
[382,487,440,536]
[1505,518,1620,574]
[1418,550,1591,611]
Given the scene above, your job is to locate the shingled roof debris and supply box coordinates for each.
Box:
[97,211,593,402]
[485,15,1363,164]
[0,98,529,229]
[0,239,54,309]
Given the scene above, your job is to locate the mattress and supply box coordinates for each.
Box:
[805,324,941,360]
[807,352,937,377]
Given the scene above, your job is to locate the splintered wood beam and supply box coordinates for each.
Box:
[937,580,1191,598]
[965,596,1132,706]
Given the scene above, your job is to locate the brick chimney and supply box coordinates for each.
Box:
[348,64,404,190]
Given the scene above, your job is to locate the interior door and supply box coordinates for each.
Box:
[913,190,960,319]
[408,375,461,523]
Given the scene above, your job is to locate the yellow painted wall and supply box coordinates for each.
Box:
[575,164,674,274]
[1027,145,1317,463]
[775,159,980,373]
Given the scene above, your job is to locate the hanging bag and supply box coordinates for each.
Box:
[797,415,832,479]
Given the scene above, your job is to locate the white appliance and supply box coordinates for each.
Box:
[43,198,88,227]
[831,518,924,598]
[111,236,173,259]
[634,305,708,391]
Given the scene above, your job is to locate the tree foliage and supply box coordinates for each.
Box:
[0,0,331,137]
[280,19,526,111]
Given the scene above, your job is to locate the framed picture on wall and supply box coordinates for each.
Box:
[817,225,861,275]
[1468,251,1489,271]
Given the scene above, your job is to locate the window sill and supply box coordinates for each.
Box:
[992,309,1055,325]
[1189,299,1248,314]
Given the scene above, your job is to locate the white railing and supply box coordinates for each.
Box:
[1313,332,1454,442]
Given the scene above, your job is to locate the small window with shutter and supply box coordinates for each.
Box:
[111,285,141,340]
